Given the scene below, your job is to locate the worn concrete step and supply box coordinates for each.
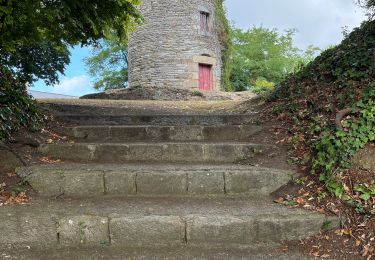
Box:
[61,125,263,142]
[0,197,339,250]
[39,142,273,163]
[0,247,312,260]
[17,164,294,198]
[53,114,259,126]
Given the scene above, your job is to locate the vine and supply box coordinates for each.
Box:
[269,20,375,216]
[313,85,375,214]
[215,0,233,91]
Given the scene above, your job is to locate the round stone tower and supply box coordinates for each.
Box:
[128,0,222,92]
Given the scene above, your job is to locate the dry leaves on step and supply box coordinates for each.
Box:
[39,157,61,164]
[0,191,29,206]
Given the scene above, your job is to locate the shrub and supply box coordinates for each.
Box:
[0,67,42,140]
[252,78,276,94]
[191,90,204,97]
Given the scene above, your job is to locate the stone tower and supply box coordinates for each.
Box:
[128,0,222,92]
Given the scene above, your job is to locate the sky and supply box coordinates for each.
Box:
[31,0,367,97]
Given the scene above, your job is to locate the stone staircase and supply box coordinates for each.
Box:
[1,109,339,259]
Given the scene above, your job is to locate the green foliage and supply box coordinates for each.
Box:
[252,78,276,94]
[0,42,70,85]
[313,87,374,214]
[0,68,42,140]
[294,20,375,85]
[0,0,141,86]
[0,0,141,140]
[357,0,375,17]
[319,91,374,215]
[314,89,374,176]
[0,0,141,52]
[270,20,375,215]
[85,35,128,91]
[229,26,320,92]
[215,0,232,91]
[191,90,204,97]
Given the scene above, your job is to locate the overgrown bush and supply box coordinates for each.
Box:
[269,20,375,214]
[252,78,276,94]
[0,67,42,140]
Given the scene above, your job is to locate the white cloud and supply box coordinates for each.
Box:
[31,75,98,97]
[51,75,93,96]
[225,0,367,49]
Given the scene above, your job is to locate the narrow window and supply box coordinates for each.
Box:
[200,12,210,32]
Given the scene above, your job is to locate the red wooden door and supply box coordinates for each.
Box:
[198,64,212,91]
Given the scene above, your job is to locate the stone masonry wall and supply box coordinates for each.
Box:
[128,0,222,91]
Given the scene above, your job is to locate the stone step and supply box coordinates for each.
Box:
[61,125,263,142]
[53,114,259,126]
[0,197,339,250]
[17,164,294,198]
[39,142,273,163]
[0,247,312,260]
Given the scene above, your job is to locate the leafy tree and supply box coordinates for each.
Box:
[0,0,141,140]
[229,26,320,91]
[85,35,128,91]
[356,0,375,18]
[0,0,141,85]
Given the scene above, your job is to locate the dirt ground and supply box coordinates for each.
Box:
[80,85,257,101]
[38,98,259,115]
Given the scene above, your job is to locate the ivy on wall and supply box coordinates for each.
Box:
[214,0,233,91]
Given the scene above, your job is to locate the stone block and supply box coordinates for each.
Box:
[74,127,110,141]
[0,149,24,172]
[27,170,64,197]
[202,126,240,141]
[93,144,130,163]
[203,144,243,162]
[27,170,106,197]
[188,172,224,195]
[110,216,185,247]
[225,170,292,195]
[162,143,204,162]
[137,171,187,195]
[39,144,94,162]
[105,171,136,195]
[169,126,203,141]
[145,126,171,141]
[255,215,336,242]
[187,216,255,245]
[58,216,109,247]
[0,213,57,248]
[128,144,163,162]
[352,145,375,171]
[110,126,147,141]
[62,171,104,196]
[192,55,217,65]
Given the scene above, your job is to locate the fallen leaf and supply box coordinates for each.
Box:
[39,157,61,164]
[274,197,285,204]
[343,229,353,236]
[5,192,29,204]
[296,197,305,205]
